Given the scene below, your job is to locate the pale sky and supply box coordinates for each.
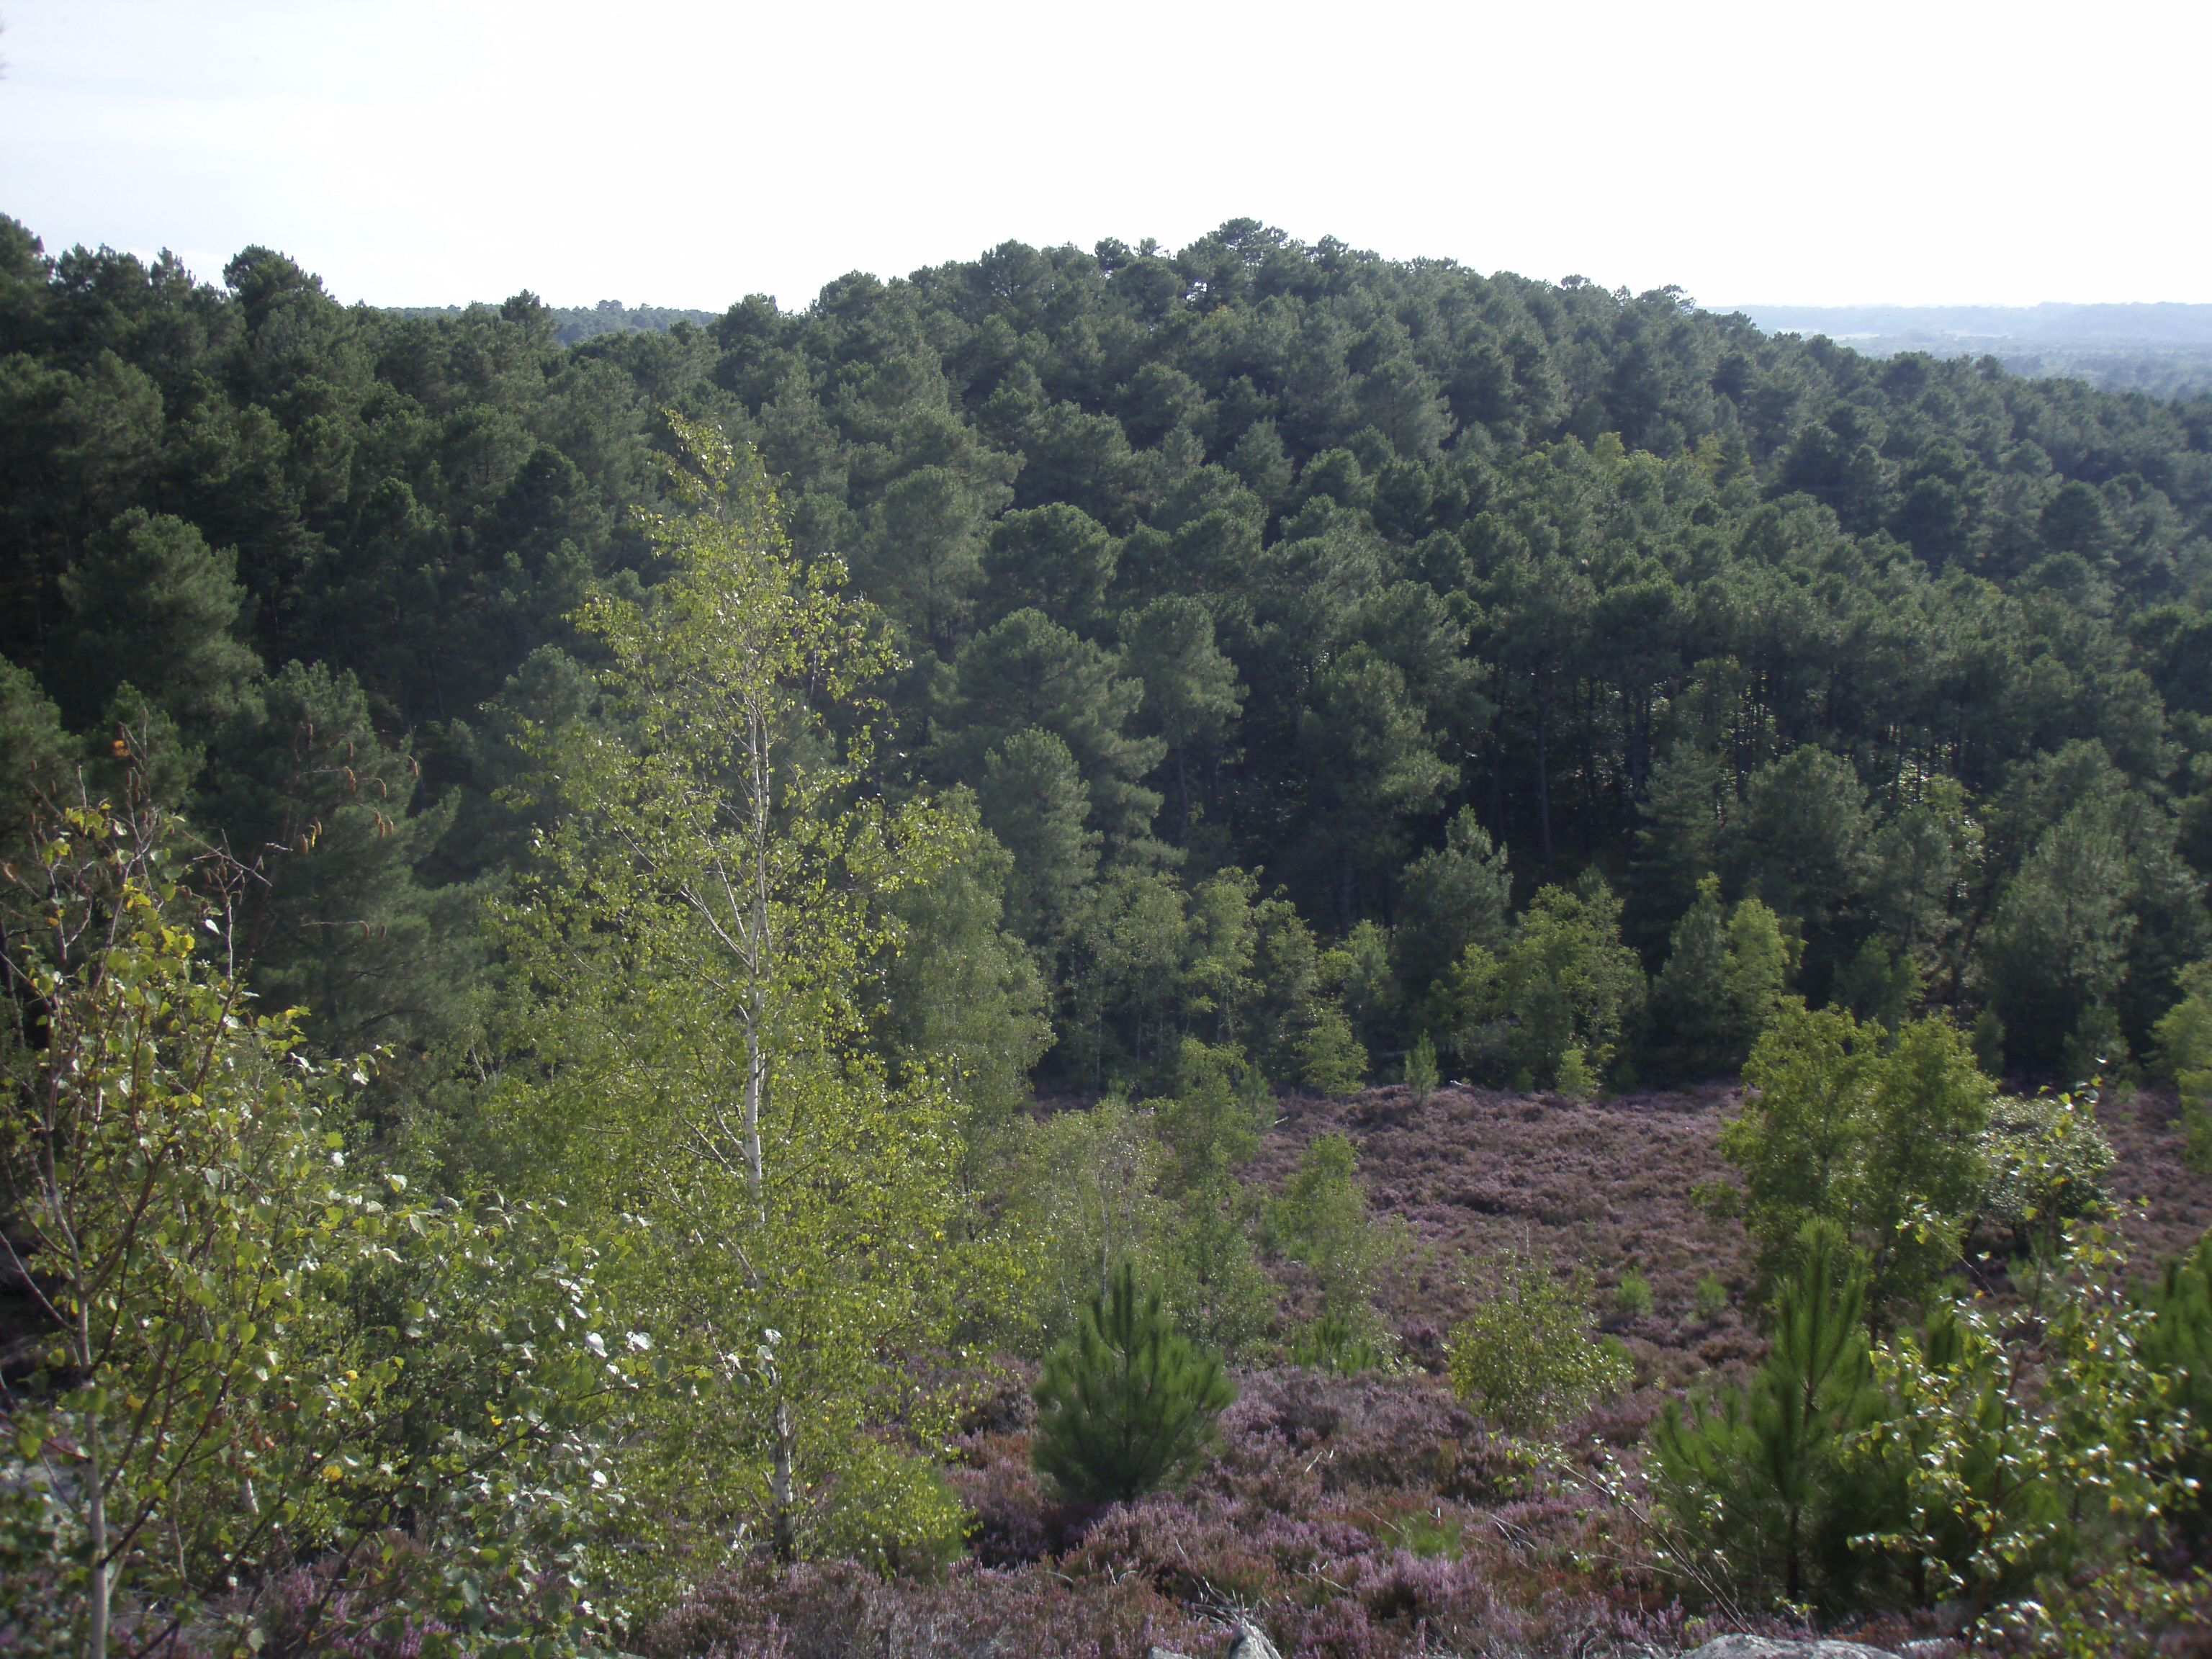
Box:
[2,0,2204,315]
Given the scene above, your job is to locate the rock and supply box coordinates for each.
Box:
[1226,1622,1285,1659]
[1681,1640,1898,1659]
[1146,1650,1195,1659]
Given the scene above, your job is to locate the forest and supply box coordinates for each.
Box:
[3,213,2212,1658]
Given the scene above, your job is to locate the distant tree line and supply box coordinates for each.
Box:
[4,212,2211,1112]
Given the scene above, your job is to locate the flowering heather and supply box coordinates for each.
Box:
[586,1080,2212,1656]
[632,1559,1218,1659]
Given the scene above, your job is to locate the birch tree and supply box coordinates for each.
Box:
[493,418,997,1570]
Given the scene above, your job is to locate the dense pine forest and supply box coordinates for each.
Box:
[5,215,2212,1658]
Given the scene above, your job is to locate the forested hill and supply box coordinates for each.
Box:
[387,297,720,346]
[4,212,2211,1103]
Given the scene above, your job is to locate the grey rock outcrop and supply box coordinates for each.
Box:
[1681,1640,1898,1659]
[1148,1627,1284,1659]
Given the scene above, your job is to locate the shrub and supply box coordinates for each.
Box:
[1650,874,1799,1076]
[806,1439,968,1578]
[1612,1267,1655,1321]
[1694,1274,1730,1321]
[1447,1246,1629,1434]
[1404,1030,1440,1102]
[1004,1097,1172,1349]
[1270,1131,1400,1319]
[1287,1310,1390,1375]
[1975,1089,2115,1257]
[1161,1181,1281,1362]
[1298,995,1371,1097]
[1717,1002,1992,1313]
[1857,1225,2191,1616]
[1031,1263,1235,1504]
[943,1439,1051,1568]
[2154,960,2212,1172]
[1444,876,1645,1092]
[2133,1230,2212,1553]
[1555,1042,1599,1100]
[633,1559,1210,1659]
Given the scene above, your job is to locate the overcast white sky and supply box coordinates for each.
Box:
[1,0,2203,314]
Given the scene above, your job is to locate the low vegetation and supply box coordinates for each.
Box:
[4,217,2212,1654]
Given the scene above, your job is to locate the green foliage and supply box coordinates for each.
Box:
[1655,1220,2198,1620]
[2152,959,2212,1170]
[1553,1041,1599,1099]
[876,786,1053,1125]
[0,660,71,837]
[0,789,637,1654]
[489,423,1000,1571]
[1729,745,1876,948]
[1833,936,1924,1033]
[1718,1002,1994,1313]
[2134,1231,2212,1551]
[1004,1095,1173,1348]
[1870,775,1982,991]
[1650,1225,1891,1611]
[2062,1002,2131,1086]
[204,657,481,1080]
[1975,1089,2116,1258]
[1653,875,1800,1077]
[1613,1267,1655,1320]
[1984,786,2210,1071]
[1012,1043,1282,1362]
[1296,651,1456,902]
[936,606,1163,853]
[1339,917,1398,1053]
[1030,1264,1236,1505]
[1295,994,1370,1097]
[9,217,2212,1120]
[1447,876,1645,1091]
[1447,1246,1629,1433]
[13,211,2212,1640]
[1287,1310,1390,1376]
[1064,869,1204,1087]
[58,506,258,742]
[1270,1132,1398,1321]
[1852,1224,2190,1615]
[1154,1038,1269,1194]
[1121,593,1243,841]
[1971,1008,2008,1078]
[1403,1029,1440,1102]
[978,503,1117,634]
[1160,1179,1282,1364]
[1694,1273,1731,1321]
[1393,808,1511,1009]
[976,727,1098,943]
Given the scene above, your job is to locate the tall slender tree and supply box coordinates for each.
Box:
[493,419,994,1563]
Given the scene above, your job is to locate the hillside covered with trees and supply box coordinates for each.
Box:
[4,214,2212,1657]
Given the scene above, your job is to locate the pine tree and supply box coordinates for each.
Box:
[1652,874,1797,1078]
[60,511,261,735]
[1288,1309,1388,1375]
[2136,1233,2212,1552]
[1031,1262,1236,1503]
[1649,1224,1892,1609]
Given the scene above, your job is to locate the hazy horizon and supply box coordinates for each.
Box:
[2,0,2203,314]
